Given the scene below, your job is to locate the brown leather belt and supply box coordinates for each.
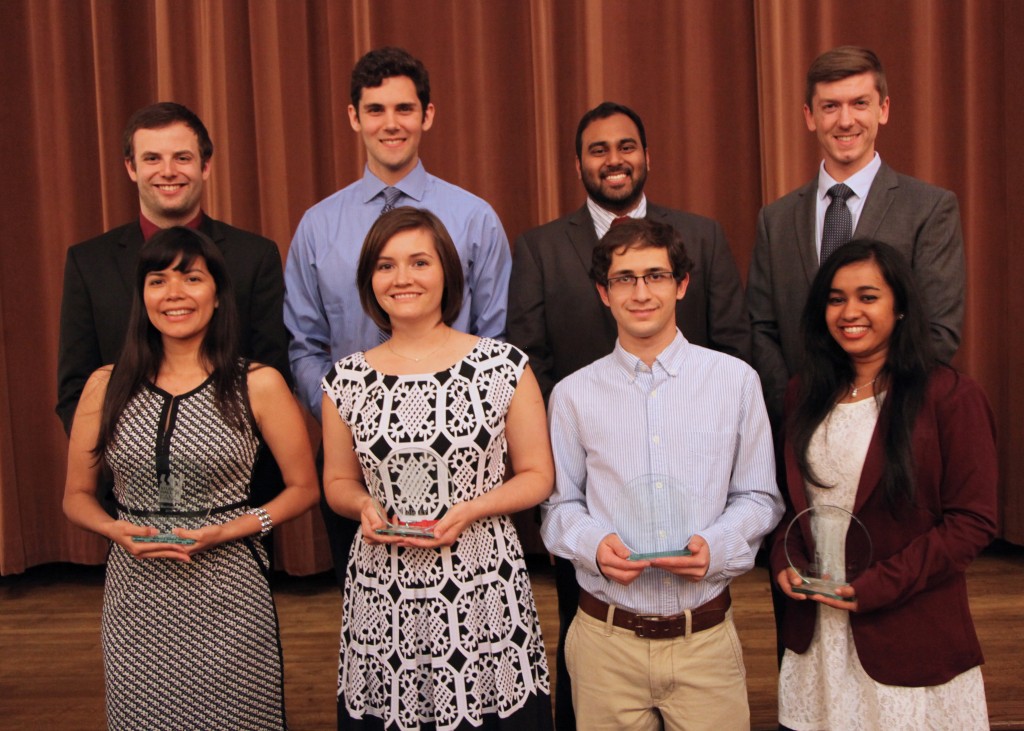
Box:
[578,587,731,639]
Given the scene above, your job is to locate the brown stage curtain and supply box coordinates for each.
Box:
[0,0,1020,576]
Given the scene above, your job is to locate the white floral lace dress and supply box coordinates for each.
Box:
[778,396,988,731]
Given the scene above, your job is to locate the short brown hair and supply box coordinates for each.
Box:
[356,207,464,333]
[805,46,887,108]
[122,102,213,165]
[590,218,693,286]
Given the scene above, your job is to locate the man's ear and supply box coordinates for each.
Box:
[596,282,611,307]
[676,273,689,301]
[575,157,582,181]
[125,158,138,181]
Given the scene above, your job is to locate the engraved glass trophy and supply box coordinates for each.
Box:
[129,455,211,546]
[784,505,873,601]
[615,473,710,561]
[374,447,449,537]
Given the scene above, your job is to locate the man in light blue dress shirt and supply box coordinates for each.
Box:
[284,47,512,586]
[542,218,782,730]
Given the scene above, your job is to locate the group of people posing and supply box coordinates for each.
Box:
[58,43,996,731]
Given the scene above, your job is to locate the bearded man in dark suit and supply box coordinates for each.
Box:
[508,101,750,730]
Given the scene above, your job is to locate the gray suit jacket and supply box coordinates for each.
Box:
[747,162,964,424]
[508,203,750,400]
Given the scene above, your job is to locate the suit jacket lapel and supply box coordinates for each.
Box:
[115,223,145,294]
[795,178,819,284]
[566,205,599,274]
[855,162,898,239]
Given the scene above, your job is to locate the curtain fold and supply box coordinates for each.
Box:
[1,0,1020,576]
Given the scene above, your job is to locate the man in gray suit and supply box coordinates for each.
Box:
[508,101,749,731]
[748,46,965,426]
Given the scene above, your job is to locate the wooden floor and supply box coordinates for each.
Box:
[1,542,1022,730]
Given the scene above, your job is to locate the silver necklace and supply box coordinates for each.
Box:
[386,328,451,362]
[849,375,879,398]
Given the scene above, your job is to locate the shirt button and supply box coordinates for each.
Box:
[650,390,657,397]
[655,481,663,489]
[658,530,667,538]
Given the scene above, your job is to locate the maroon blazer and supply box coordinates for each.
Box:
[770,367,998,686]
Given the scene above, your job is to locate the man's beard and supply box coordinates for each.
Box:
[583,165,648,214]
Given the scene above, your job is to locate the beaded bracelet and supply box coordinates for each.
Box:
[247,507,273,537]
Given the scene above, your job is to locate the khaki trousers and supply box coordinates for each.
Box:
[565,607,750,731]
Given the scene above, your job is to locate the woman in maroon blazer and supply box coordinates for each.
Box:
[770,240,997,730]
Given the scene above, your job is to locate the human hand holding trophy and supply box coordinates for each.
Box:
[614,474,713,562]
[784,505,873,602]
[127,456,211,546]
[373,447,449,538]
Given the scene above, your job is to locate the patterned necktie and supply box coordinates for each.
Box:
[820,183,854,263]
[376,186,402,344]
[380,186,401,216]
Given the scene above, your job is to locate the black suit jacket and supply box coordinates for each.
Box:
[57,215,290,431]
[57,216,291,505]
[747,162,965,424]
[508,203,751,399]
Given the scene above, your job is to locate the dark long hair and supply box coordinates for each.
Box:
[789,240,935,508]
[95,227,247,456]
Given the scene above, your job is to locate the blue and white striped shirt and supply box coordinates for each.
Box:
[541,331,782,615]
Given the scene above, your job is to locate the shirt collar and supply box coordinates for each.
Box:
[139,210,204,241]
[816,153,881,202]
[611,329,689,382]
[358,160,428,204]
[587,194,648,238]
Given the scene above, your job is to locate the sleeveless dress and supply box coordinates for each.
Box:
[778,397,988,730]
[322,338,552,731]
[103,377,286,730]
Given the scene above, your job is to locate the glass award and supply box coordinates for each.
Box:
[129,458,211,546]
[374,447,449,538]
[615,473,709,561]
[784,505,873,601]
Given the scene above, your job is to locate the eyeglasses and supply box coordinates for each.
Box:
[606,271,677,290]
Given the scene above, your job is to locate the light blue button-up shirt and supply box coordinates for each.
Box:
[541,331,782,615]
[284,162,511,419]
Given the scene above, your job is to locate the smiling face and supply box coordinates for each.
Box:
[804,71,890,181]
[371,227,445,328]
[826,258,898,367]
[597,244,687,356]
[126,122,210,227]
[576,113,649,215]
[349,75,435,185]
[143,254,218,344]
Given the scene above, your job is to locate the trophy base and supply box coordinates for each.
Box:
[628,548,691,561]
[375,520,437,538]
[792,576,854,602]
[132,533,196,545]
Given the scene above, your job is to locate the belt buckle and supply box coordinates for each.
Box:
[633,613,674,639]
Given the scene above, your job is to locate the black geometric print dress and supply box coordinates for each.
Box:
[322,339,551,731]
[103,378,285,730]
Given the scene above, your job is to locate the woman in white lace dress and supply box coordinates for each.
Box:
[771,240,997,731]
[321,207,554,730]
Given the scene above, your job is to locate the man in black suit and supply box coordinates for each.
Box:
[748,46,964,427]
[508,101,750,730]
[57,102,290,508]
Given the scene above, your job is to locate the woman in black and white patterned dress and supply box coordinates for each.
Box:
[64,227,318,730]
[321,208,554,731]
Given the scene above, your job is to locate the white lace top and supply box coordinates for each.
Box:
[778,396,988,730]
